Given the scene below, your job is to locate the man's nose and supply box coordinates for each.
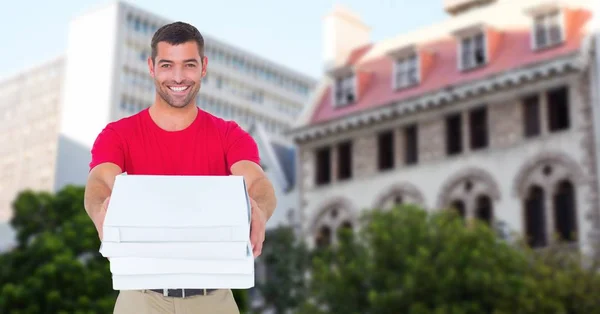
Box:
[173,66,184,82]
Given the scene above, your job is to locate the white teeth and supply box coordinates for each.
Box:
[169,86,188,92]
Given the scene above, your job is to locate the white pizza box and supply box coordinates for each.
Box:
[108,256,254,275]
[99,173,255,290]
[99,241,252,260]
[102,174,252,243]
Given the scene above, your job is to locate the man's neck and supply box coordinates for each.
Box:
[149,100,198,132]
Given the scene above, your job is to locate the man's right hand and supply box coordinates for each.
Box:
[84,162,121,241]
[93,196,111,240]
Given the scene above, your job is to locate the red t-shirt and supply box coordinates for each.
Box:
[89,107,260,175]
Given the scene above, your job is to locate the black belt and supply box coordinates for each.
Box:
[149,288,217,298]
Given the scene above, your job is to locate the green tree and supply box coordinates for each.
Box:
[0,185,253,313]
[0,185,117,313]
[254,225,310,313]
[300,204,600,314]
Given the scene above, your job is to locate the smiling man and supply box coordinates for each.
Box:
[83,21,276,313]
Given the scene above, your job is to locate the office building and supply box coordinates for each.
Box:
[0,56,65,225]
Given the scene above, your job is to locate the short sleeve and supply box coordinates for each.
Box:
[89,125,125,172]
[224,121,261,170]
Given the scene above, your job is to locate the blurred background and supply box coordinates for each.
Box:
[1,0,600,313]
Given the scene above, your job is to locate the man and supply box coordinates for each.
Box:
[84,21,277,313]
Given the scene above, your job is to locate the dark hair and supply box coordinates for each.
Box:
[150,21,204,64]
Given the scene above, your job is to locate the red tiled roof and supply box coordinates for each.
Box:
[310,9,592,125]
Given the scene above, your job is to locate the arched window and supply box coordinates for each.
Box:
[311,199,356,248]
[514,153,582,248]
[438,168,500,225]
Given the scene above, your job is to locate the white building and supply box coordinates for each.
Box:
[0,56,65,249]
[289,0,600,256]
[54,0,315,191]
[0,1,316,247]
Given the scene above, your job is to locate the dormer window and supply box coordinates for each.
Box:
[328,61,372,108]
[394,54,419,89]
[452,23,500,72]
[525,4,570,51]
[334,74,355,107]
[460,32,486,70]
[532,10,563,50]
[387,44,434,91]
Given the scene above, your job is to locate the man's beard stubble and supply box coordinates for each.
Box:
[156,80,201,109]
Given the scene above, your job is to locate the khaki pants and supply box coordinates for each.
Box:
[113,289,240,314]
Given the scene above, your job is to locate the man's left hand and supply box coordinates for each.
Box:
[249,197,267,257]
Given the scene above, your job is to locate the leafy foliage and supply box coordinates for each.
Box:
[0,186,116,313]
[299,204,600,314]
[0,186,250,313]
[254,225,310,313]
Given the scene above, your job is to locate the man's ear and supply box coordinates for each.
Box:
[147,57,155,77]
[201,56,208,77]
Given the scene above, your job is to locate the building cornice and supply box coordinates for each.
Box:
[288,52,584,143]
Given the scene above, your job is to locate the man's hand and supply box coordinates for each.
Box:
[92,196,110,240]
[84,162,121,241]
[250,197,267,257]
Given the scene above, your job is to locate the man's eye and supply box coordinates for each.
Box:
[186,64,196,67]
[161,64,170,68]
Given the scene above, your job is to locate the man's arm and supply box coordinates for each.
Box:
[230,160,276,219]
[84,162,122,238]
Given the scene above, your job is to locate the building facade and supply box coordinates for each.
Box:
[0,56,65,223]
[54,0,316,190]
[289,0,600,256]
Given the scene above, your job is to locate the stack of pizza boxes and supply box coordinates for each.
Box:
[99,174,254,290]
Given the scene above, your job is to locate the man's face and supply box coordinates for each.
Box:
[148,41,207,109]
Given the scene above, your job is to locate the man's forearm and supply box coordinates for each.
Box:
[84,178,111,225]
[248,176,277,219]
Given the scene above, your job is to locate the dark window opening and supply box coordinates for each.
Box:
[475,195,493,225]
[446,113,463,155]
[315,147,331,185]
[553,180,577,242]
[404,124,418,165]
[450,200,466,220]
[337,141,352,180]
[547,86,570,132]
[316,226,331,248]
[525,185,547,248]
[469,106,488,150]
[378,131,394,170]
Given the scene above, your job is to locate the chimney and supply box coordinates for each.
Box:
[323,4,370,71]
[444,0,497,15]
